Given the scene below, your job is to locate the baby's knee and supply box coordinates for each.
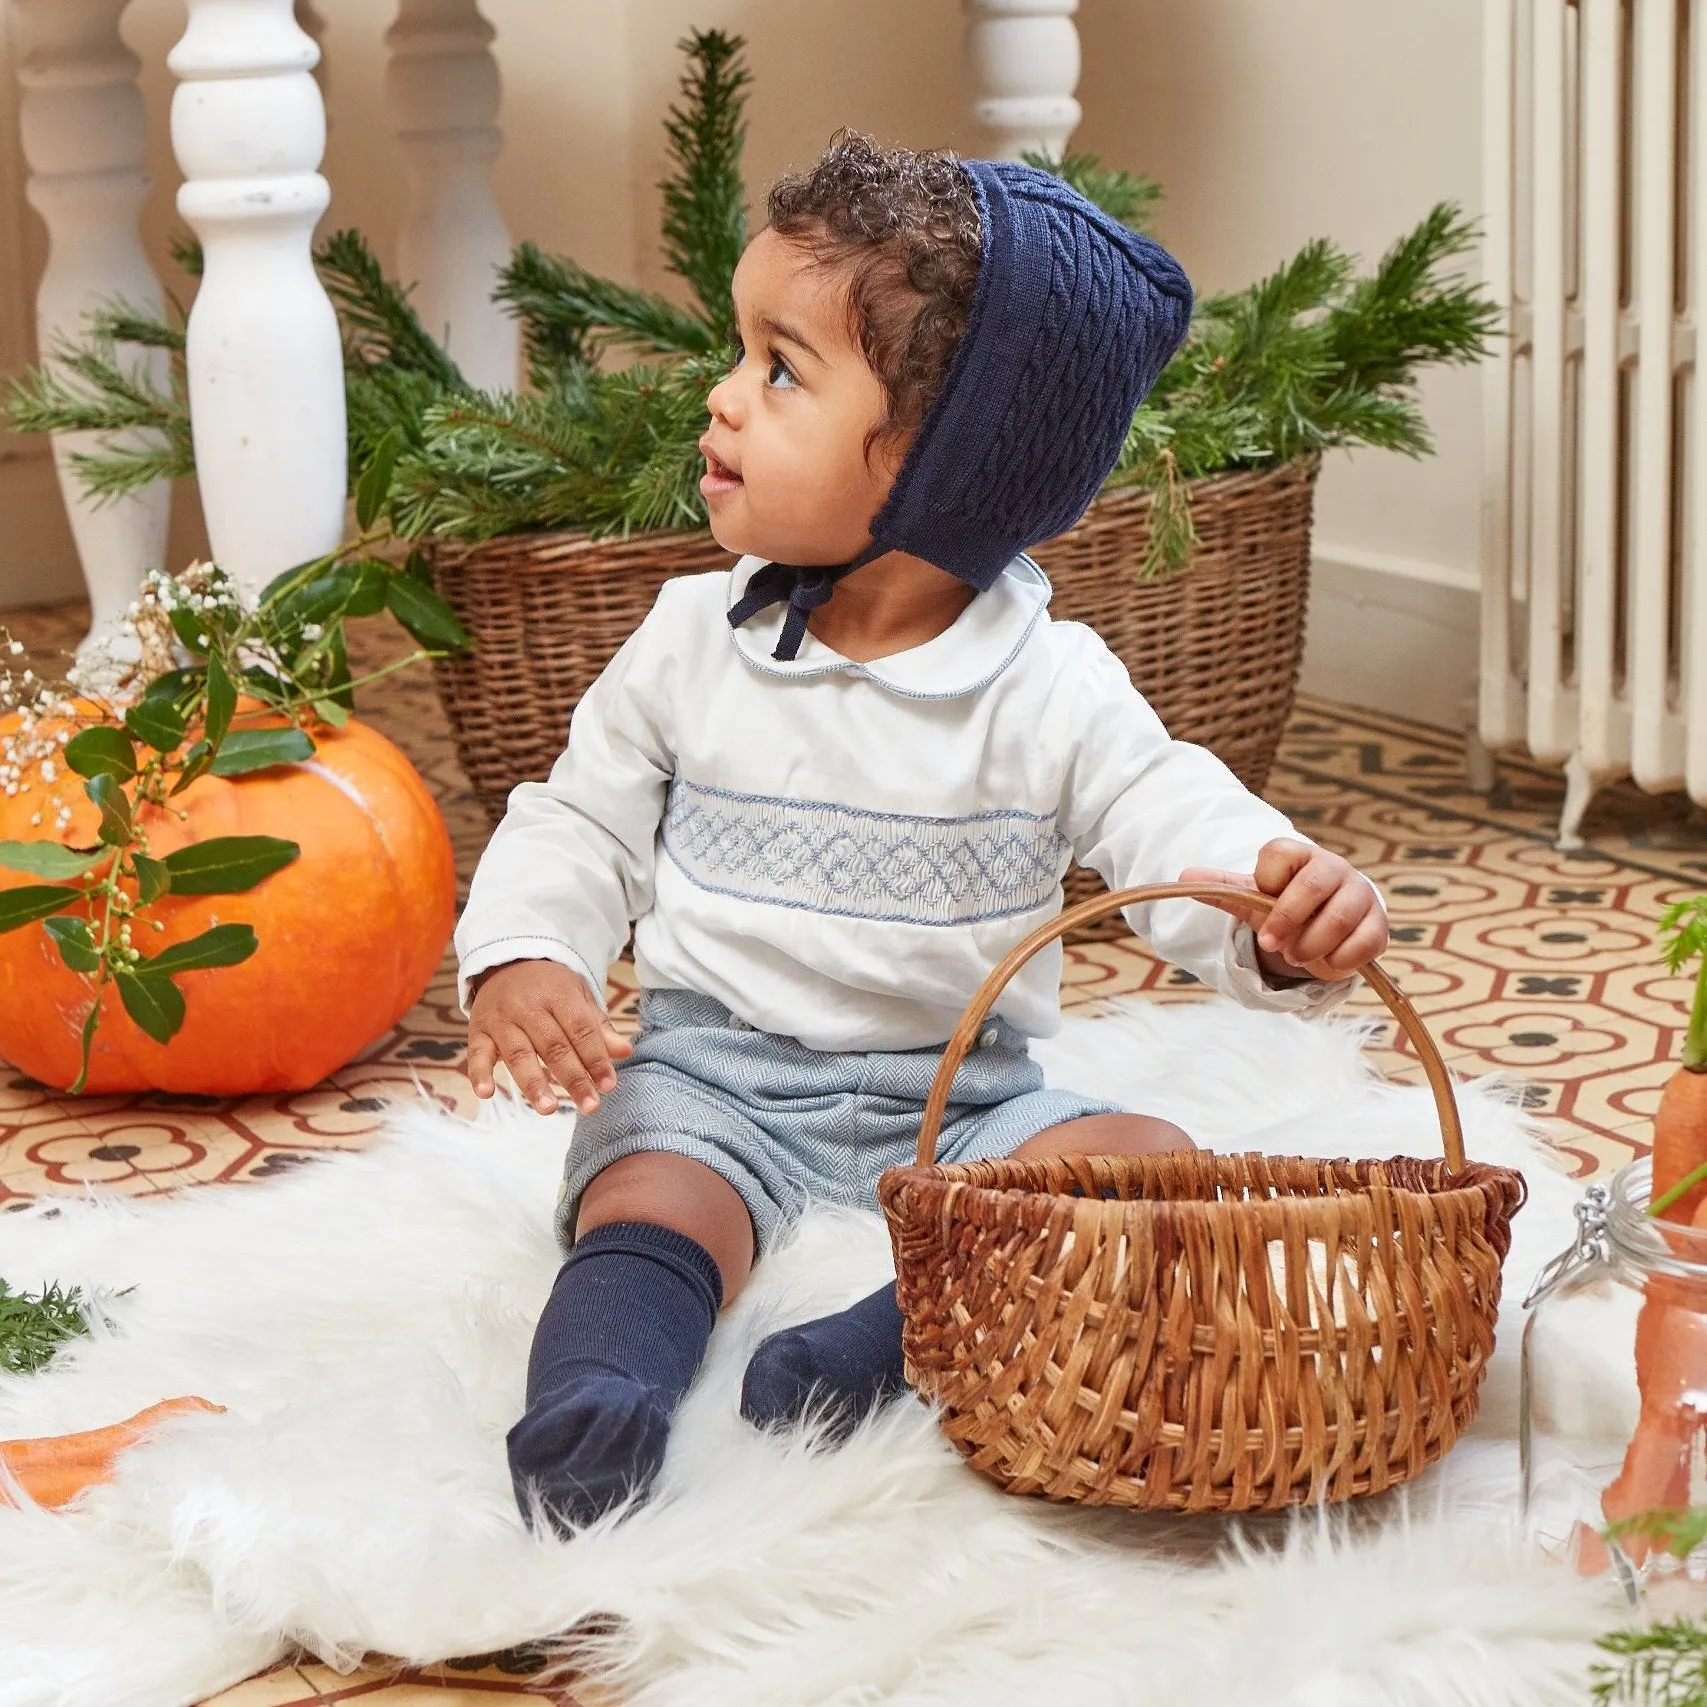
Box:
[1015,1111,1195,1161]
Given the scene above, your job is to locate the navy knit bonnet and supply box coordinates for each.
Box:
[728,159,1194,661]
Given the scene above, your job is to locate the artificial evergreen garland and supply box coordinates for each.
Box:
[4,28,1499,575]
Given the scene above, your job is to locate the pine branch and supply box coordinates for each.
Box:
[0,1279,92,1375]
[496,243,718,380]
[1593,1620,1707,1706]
[1023,148,1162,232]
[315,229,464,388]
[3,303,193,498]
[659,29,751,337]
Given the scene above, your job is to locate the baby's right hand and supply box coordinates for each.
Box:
[465,959,634,1117]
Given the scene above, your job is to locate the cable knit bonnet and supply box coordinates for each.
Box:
[728,159,1195,662]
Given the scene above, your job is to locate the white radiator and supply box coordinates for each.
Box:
[1480,0,1707,845]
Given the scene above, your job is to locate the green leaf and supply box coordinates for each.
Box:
[43,915,99,974]
[161,834,299,894]
[312,698,351,727]
[87,773,132,847]
[141,667,203,706]
[208,726,314,777]
[334,557,390,619]
[0,886,82,933]
[63,725,136,782]
[204,653,236,748]
[385,575,469,651]
[355,426,403,529]
[274,572,348,632]
[403,549,433,585]
[132,853,170,903]
[67,999,100,1095]
[169,739,213,797]
[124,696,186,753]
[142,922,257,975]
[169,606,209,656]
[115,968,185,1044]
[0,841,106,880]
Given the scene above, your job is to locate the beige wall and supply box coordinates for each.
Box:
[0,0,1487,722]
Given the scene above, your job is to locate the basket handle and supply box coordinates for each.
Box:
[915,881,1465,1172]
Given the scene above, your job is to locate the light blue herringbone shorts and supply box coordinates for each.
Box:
[556,988,1121,1255]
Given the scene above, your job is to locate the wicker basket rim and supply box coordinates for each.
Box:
[879,1151,1527,1230]
[426,453,1326,569]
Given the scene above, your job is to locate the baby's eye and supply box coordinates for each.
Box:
[767,354,798,390]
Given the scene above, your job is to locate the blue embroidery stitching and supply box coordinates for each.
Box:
[661,778,1068,925]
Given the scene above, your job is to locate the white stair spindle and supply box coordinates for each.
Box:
[963,0,1081,163]
[384,0,517,392]
[9,0,170,654]
[169,0,346,603]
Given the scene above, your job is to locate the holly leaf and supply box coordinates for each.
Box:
[132,853,170,904]
[0,842,106,880]
[274,573,347,632]
[204,653,236,749]
[140,667,203,706]
[169,607,208,657]
[43,916,99,974]
[161,835,298,894]
[115,969,185,1044]
[169,739,213,797]
[385,576,468,651]
[63,726,136,783]
[208,727,314,777]
[124,697,186,754]
[0,887,81,933]
[355,427,403,531]
[86,774,132,847]
[142,923,257,976]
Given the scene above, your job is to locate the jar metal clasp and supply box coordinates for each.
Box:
[1523,1182,1612,1309]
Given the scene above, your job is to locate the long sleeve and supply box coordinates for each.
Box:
[454,592,680,1011]
[1058,642,1356,1017]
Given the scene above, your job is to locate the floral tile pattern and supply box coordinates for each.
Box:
[3,601,1704,1703]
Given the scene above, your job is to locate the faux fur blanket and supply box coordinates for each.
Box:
[0,999,1621,1707]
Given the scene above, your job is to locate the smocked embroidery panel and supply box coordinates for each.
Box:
[662,778,1070,925]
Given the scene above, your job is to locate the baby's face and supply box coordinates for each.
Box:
[700,229,904,565]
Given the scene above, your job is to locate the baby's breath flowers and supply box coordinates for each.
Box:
[0,518,466,1092]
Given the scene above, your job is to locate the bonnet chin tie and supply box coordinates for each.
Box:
[726,545,886,663]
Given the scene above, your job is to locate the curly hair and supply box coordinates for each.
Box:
[767,131,983,452]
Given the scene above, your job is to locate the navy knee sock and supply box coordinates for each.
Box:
[739,1280,908,1437]
[507,1220,722,1534]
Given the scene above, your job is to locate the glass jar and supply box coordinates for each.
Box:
[1523,1157,1707,1610]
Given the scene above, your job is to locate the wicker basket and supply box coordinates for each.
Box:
[429,458,1316,837]
[1037,457,1319,933]
[429,528,734,824]
[877,880,1527,1514]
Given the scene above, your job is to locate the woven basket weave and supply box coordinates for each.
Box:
[428,458,1317,839]
[877,880,1527,1514]
[429,527,734,824]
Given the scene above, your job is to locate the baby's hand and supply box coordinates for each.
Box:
[1180,838,1388,982]
[466,959,634,1116]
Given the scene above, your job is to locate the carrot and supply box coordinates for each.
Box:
[1650,1065,1707,1222]
[0,1396,224,1510]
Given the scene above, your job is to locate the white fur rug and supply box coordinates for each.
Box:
[0,1000,1622,1707]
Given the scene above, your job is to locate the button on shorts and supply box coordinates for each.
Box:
[556,988,1122,1255]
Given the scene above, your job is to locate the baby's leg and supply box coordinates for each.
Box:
[740,1113,1191,1439]
[509,1153,754,1535]
[1011,1110,1194,1162]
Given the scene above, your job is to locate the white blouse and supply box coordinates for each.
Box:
[455,555,1354,1052]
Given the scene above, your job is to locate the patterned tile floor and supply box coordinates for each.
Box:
[4,598,1707,1703]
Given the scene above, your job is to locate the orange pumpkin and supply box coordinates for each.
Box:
[0,709,455,1094]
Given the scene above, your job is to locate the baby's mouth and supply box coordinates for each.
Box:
[700,445,744,496]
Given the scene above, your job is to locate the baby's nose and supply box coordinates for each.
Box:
[706,369,743,427]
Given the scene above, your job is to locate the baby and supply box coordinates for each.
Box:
[457,135,1387,1534]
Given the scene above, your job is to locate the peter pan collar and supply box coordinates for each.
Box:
[724,554,1052,701]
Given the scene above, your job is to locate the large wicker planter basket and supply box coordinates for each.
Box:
[427,457,1319,841]
[877,880,1527,1514]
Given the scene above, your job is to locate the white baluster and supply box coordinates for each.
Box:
[384,0,517,392]
[963,0,1082,163]
[8,0,170,655]
[169,0,346,603]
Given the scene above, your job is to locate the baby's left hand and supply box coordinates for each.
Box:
[1180,838,1387,982]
